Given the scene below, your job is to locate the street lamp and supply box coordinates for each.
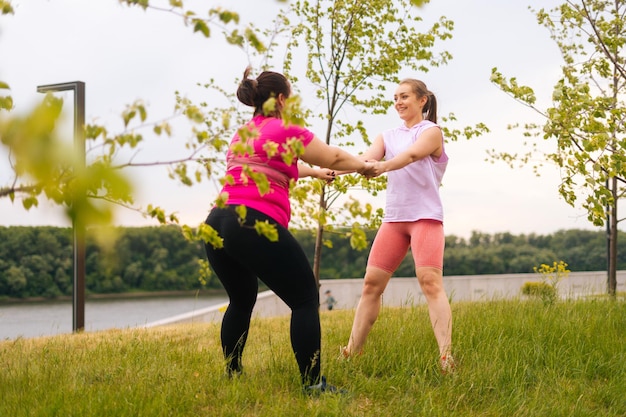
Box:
[36,81,86,332]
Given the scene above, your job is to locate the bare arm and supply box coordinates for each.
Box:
[371,127,442,176]
[300,136,367,173]
[360,134,386,162]
[297,163,336,182]
[334,134,386,175]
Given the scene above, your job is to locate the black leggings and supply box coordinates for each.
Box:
[204,206,321,385]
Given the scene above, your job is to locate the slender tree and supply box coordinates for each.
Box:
[284,0,454,284]
[490,0,626,295]
[282,0,490,284]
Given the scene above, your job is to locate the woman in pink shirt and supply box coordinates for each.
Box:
[204,67,369,394]
[341,79,454,374]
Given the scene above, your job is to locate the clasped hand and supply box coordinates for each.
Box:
[357,160,384,178]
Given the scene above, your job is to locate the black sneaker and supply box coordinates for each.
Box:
[303,376,347,396]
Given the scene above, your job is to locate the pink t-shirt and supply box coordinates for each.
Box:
[382,120,448,222]
[221,115,315,227]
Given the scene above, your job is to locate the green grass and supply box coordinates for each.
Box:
[2,297,626,416]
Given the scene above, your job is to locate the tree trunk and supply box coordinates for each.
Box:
[608,176,618,296]
[312,186,327,288]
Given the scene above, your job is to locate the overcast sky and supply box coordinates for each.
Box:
[0,0,608,238]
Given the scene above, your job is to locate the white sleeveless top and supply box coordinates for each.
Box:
[382,120,448,223]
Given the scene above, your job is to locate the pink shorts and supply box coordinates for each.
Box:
[367,219,444,273]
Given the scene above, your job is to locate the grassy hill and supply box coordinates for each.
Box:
[1,297,625,416]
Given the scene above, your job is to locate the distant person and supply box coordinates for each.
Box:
[203,67,372,394]
[323,290,337,311]
[341,78,454,374]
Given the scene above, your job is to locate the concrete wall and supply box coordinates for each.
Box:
[144,270,626,328]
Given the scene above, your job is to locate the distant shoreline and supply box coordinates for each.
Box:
[0,289,227,305]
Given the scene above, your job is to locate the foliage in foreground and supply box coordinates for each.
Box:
[1,298,625,416]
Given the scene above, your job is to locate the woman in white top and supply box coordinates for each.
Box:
[342,79,454,373]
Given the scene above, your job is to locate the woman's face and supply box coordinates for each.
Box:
[393,83,426,121]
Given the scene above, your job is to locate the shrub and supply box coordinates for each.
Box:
[521,260,570,305]
[521,281,558,304]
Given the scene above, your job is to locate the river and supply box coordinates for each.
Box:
[0,293,228,341]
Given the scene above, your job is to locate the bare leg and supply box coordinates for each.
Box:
[416,266,452,356]
[345,266,392,355]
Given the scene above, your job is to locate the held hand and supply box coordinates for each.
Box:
[357,160,383,178]
[370,161,387,178]
[356,161,374,177]
[316,168,337,183]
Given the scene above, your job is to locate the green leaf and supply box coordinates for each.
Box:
[22,196,39,210]
[138,104,147,122]
[193,19,210,37]
[254,220,279,242]
[225,29,244,47]
[235,205,247,222]
[197,223,224,249]
[119,0,149,10]
[0,0,14,14]
[0,95,13,111]
[244,27,266,53]
[349,224,368,250]
[217,10,239,24]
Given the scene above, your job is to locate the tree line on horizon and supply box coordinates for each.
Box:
[0,225,622,300]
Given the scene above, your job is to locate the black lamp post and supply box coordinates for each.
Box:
[36,81,86,332]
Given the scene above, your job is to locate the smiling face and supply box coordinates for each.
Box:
[393,82,427,126]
